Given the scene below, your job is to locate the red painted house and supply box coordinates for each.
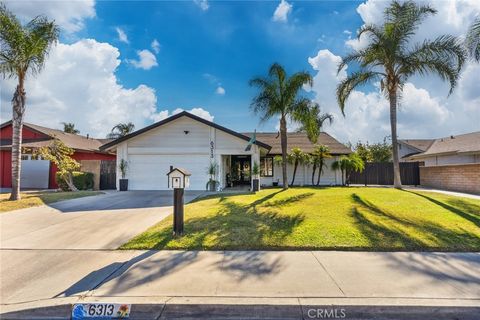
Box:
[0,121,115,189]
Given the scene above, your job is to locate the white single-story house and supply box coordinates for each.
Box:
[100,111,351,191]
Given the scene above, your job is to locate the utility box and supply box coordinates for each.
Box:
[167,167,191,189]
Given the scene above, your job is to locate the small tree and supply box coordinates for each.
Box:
[252,161,260,179]
[118,159,128,179]
[107,122,135,139]
[312,145,331,186]
[288,147,306,185]
[62,122,79,134]
[36,139,80,191]
[354,139,392,163]
[206,161,218,191]
[332,153,365,186]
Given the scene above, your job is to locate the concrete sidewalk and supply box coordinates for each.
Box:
[1,250,479,318]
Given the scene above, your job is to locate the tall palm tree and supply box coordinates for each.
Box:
[297,103,333,144]
[62,122,80,134]
[0,4,59,200]
[107,122,135,139]
[250,63,313,190]
[287,147,306,185]
[466,17,480,62]
[312,145,331,186]
[336,0,465,189]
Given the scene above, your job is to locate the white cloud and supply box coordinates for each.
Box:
[151,39,161,54]
[306,48,479,144]
[323,0,480,143]
[203,73,226,95]
[343,30,352,36]
[193,0,209,11]
[272,0,292,23]
[215,86,226,95]
[0,39,163,138]
[127,50,158,70]
[4,0,95,33]
[347,0,480,51]
[151,107,214,122]
[115,27,129,44]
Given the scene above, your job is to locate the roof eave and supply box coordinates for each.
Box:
[99,111,272,151]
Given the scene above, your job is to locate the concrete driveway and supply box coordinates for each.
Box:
[0,190,203,250]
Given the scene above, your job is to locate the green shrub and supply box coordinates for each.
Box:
[56,171,94,191]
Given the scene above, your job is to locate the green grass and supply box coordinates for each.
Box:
[0,191,103,213]
[121,187,480,251]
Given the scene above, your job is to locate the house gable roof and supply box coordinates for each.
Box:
[243,132,351,155]
[410,131,480,158]
[100,111,272,151]
[0,120,112,153]
[398,139,435,153]
[167,167,191,176]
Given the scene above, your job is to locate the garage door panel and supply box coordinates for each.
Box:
[128,155,210,190]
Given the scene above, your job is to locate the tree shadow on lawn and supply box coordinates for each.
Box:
[128,191,306,250]
[350,194,480,251]
[404,191,480,228]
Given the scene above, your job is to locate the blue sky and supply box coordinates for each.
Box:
[83,1,361,131]
[1,0,479,143]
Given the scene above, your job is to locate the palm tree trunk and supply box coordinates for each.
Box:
[389,90,402,189]
[341,168,344,186]
[291,161,298,185]
[280,116,288,189]
[9,80,26,201]
[316,160,323,186]
[311,163,316,185]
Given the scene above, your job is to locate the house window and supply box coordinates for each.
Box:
[260,157,273,177]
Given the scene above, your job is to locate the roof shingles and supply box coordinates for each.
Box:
[245,132,351,155]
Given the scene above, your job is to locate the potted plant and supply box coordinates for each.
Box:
[252,161,260,192]
[119,159,129,191]
[206,161,219,191]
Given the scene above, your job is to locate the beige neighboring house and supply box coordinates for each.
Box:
[403,132,480,194]
[398,139,435,162]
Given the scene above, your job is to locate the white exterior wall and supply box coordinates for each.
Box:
[423,153,479,167]
[115,116,261,190]
[260,156,342,187]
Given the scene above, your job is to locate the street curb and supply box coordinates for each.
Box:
[2,298,480,320]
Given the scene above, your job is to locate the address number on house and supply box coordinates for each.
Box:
[72,303,130,319]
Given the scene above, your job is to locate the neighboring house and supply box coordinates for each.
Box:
[406,132,480,194]
[100,111,351,191]
[0,121,115,190]
[397,139,435,162]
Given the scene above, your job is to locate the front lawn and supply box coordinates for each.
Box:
[121,187,480,251]
[0,191,103,213]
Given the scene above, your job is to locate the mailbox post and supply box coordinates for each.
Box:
[167,166,191,236]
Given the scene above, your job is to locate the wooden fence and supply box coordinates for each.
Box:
[349,162,420,186]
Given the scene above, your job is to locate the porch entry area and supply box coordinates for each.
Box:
[225,155,251,188]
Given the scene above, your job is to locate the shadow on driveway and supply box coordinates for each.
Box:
[49,191,204,213]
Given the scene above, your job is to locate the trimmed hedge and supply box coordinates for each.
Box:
[56,171,94,191]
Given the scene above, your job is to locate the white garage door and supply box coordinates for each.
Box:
[128,154,211,190]
[20,157,50,189]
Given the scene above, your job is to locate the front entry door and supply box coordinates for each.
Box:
[231,155,251,186]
